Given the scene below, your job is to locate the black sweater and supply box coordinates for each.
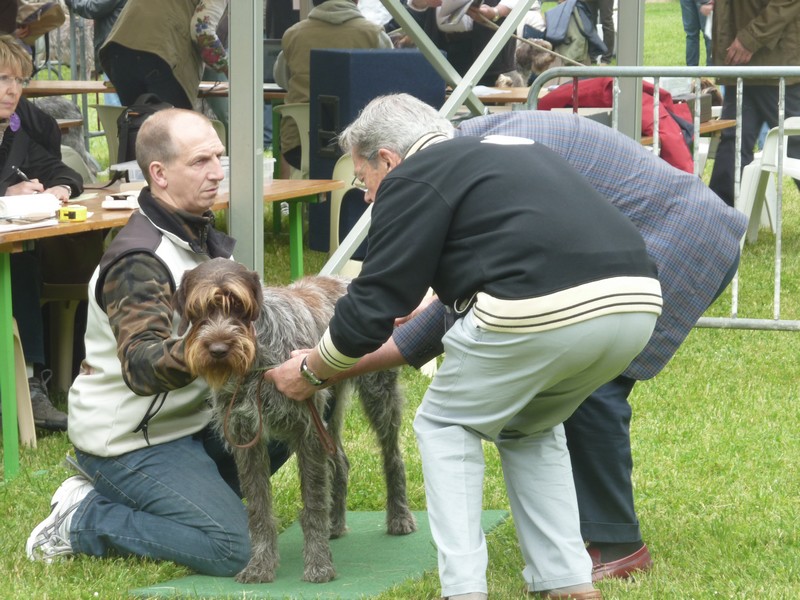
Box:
[0,97,82,197]
[323,135,660,365]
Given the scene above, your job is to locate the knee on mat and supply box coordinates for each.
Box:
[199,530,251,577]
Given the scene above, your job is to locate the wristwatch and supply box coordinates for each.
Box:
[300,355,328,386]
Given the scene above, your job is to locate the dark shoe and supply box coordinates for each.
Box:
[588,543,652,582]
[529,589,602,599]
[29,371,68,432]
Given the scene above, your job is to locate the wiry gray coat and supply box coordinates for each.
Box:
[174,258,416,584]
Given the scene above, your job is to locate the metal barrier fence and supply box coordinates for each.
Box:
[529,66,800,331]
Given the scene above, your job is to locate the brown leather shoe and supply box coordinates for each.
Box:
[588,543,652,582]
[529,590,603,599]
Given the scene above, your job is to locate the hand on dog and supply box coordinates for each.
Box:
[263,350,317,401]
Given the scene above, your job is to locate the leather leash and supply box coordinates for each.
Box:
[305,398,337,456]
[223,375,337,455]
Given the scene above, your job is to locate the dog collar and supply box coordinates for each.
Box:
[300,355,328,386]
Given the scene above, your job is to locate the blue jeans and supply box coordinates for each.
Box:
[70,427,290,576]
[680,0,712,66]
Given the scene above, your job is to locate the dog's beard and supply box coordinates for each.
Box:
[184,317,258,390]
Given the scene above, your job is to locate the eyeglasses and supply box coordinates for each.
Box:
[0,74,31,89]
[351,174,367,192]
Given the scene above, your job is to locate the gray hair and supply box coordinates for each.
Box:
[338,94,453,162]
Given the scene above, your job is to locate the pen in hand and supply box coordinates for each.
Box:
[10,165,50,197]
[12,165,31,182]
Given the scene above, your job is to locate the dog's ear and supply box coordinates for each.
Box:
[172,272,192,336]
[245,268,263,322]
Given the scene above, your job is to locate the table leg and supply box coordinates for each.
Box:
[0,252,20,480]
[287,198,309,281]
[272,99,283,235]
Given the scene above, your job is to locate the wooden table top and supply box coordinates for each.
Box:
[640,118,735,146]
[197,81,287,101]
[24,80,287,101]
[236,178,343,203]
[24,79,111,97]
[0,179,342,251]
[474,87,531,104]
[56,118,83,132]
[0,194,132,250]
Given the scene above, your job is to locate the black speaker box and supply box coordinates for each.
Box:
[307,49,446,254]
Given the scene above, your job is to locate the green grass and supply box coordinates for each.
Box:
[4,2,800,598]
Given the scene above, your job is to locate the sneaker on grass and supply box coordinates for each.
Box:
[26,475,93,563]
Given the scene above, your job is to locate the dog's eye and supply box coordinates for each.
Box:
[219,294,248,317]
[229,297,244,313]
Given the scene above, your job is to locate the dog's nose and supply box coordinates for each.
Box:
[208,342,230,359]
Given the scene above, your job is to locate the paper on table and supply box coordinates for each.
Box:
[0,218,58,234]
[72,192,98,202]
[0,193,60,218]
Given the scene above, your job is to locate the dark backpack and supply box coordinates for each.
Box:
[116,93,173,163]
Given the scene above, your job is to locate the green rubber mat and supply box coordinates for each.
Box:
[131,510,509,599]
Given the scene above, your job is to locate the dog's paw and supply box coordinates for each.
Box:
[235,561,276,584]
[304,562,336,583]
[387,510,417,535]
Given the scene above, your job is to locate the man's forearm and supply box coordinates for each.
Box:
[324,298,449,386]
[324,337,408,386]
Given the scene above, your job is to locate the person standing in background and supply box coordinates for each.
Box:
[405,0,519,86]
[272,0,392,177]
[680,0,712,66]
[100,0,228,109]
[200,2,230,146]
[65,0,127,68]
[706,0,800,207]
[585,0,614,64]
[65,0,127,106]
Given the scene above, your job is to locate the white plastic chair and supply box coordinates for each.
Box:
[12,320,37,448]
[210,118,227,151]
[736,117,800,245]
[60,145,96,183]
[273,103,310,179]
[329,154,360,255]
[90,104,126,165]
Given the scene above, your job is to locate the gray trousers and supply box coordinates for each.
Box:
[414,310,657,596]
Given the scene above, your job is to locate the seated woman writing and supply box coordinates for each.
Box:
[0,34,84,430]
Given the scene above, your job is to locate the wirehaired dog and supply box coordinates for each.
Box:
[173,258,417,584]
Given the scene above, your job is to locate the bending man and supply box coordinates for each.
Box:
[266,94,663,600]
